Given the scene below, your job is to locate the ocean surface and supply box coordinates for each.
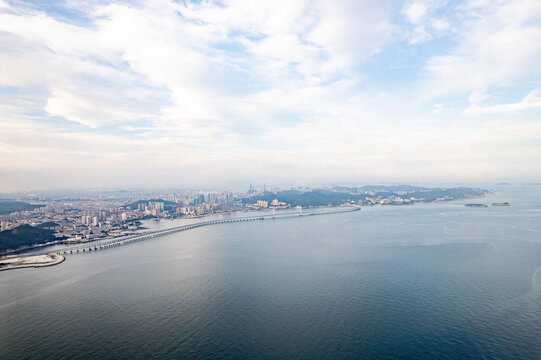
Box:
[1,185,541,359]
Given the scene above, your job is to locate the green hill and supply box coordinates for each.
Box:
[36,222,60,229]
[243,186,488,207]
[0,201,44,215]
[245,189,361,207]
[0,225,55,252]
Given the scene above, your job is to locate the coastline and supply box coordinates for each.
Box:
[0,254,65,272]
[1,193,495,256]
[17,206,361,258]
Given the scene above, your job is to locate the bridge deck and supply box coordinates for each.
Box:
[48,206,360,255]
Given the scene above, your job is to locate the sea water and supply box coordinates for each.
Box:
[1,185,540,359]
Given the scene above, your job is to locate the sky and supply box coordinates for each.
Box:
[0,0,540,191]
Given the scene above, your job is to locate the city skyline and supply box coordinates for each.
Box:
[1,0,541,191]
[0,183,490,252]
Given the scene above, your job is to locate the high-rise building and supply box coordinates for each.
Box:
[248,184,256,194]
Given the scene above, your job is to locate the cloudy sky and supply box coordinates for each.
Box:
[0,0,540,191]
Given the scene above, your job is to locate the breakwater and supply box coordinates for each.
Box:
[0,254,65,271]
[49,206,360,256]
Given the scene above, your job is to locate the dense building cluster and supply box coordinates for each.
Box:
[0,184,489,248]
[0,185,299,244]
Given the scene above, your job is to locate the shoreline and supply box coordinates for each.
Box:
[0,254,65,272]
[24,206,361,258]
[1,194,494,256]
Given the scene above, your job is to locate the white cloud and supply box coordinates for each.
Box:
[468,88,490,104]
[404,2,429,24]
[424,0,541,95]
[401,0,449,44]
[0,0,540,190]
[465,87,541,115]
[429,18,450,32]
[44,87,158,128]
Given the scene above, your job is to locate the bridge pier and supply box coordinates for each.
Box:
[51,206,359,255]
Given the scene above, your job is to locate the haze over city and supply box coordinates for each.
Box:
[1,0,540,190]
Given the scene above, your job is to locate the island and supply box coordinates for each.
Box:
[465,204,489,208]
[492,202,511,206]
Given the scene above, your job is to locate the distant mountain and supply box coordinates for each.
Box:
[0,201,45,215]
[359,185,430,192]
[243,186,488,207]
[331,185,434,193]
[403,187,487,202]
[243,189,360,207]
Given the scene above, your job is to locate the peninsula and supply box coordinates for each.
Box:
[0,254,65,271]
